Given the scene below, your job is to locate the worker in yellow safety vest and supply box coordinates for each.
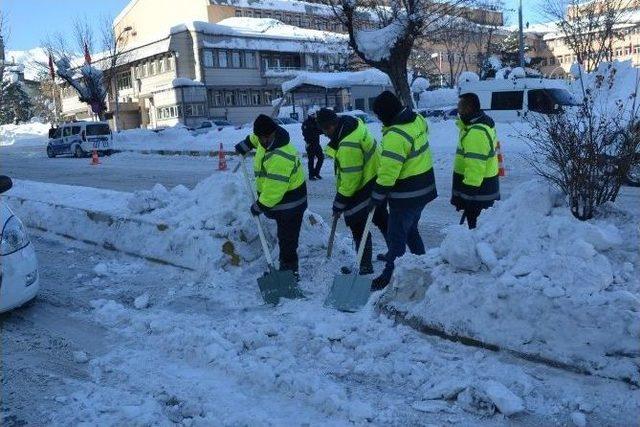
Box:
[451,93,500,229]
[235,114,307,279]
[315,108,388,275]
[369,91,438,291]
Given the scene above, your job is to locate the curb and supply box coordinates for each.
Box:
[378,303,638,387]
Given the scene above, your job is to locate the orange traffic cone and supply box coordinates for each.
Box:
[218,143,227,171]
[496,141,505,177]
[90,149,101,166]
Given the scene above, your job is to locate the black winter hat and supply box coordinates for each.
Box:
[253,114,278,136]
[315,108,338,128]
[372,91,403,125]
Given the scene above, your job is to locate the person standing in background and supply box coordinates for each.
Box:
[302,112,324,180]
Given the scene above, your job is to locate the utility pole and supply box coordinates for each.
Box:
[518,0,525,68]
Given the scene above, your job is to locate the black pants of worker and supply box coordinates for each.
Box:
[273,209,304,272]
[346,205,389,269]
[463,206,482,229]
[306,142,324,178]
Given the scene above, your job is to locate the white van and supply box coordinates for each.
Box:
[46,121,113,158]
[459,78,580,123]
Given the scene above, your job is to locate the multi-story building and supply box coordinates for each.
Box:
[525,1,640,77]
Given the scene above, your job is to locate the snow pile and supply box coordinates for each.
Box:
[382,180,639,384]
[458,71,479,84]
[129,172,337,270]
[0,119,50,147]
[569,60,640,119]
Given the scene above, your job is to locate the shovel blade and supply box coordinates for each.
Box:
[257,269,304,305]
[324,274,372,312]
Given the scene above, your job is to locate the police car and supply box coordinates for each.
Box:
[47,121,113,158]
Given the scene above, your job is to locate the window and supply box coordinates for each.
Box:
[71,126,81,135]
[616,48,623,56]
[63,127,72,137]
[304,53,314,70]
[185,104,193,116]
[159,58,166,73]
[235,9,243,17]
[254,11,261,18]
[263,90,273,104]
[245,51,256,68]
[149,61,157,75]
[218,50,228,67]
[251,91,261,105]
[224,91,236,106]
[232,51,241,68]
[239,90,249,106]
[117,72,132,90]
[134,65,142,78]
[142,62,149,77]
[490,91,523,110]
[557,56,563,64]
[204,50,214,67]
[167,56,175,71]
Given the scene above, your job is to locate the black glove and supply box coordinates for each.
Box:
[250,202,262,217]
[235,139,250,156]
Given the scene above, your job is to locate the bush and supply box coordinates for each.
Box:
[526,62,640,220]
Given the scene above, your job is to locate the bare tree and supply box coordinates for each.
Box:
[468,1,505,79]
[525,64,640,220]
[327,0,475,106]
[0,9,10,78]
[430,20,475,87]
[541,0,633,72]
[98,15,133,131]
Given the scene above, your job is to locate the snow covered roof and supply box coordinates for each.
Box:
[5,48,49,81]
[175,18,348,54]
[209,0,335,17]
[281,69,391,92]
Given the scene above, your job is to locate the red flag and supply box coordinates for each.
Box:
[48,54,55,79]
[84,42,92,65]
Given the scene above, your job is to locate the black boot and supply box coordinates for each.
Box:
[340,264,373,275]
[376,253,387,262]
[371,271,391,291]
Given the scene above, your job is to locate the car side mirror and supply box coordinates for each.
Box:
[0,176,13,194]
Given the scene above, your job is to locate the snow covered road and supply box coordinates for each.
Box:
[3,232,638,426]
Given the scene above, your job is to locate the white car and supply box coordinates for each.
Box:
[0,176,39,312]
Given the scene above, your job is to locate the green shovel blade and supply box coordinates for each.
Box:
[257,269,304,305]
[324,273,372,312]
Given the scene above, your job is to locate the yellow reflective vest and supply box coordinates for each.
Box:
[240,128,307,212]
[325,116,379,218]
[451,113,500,210]
[372,109,437,208]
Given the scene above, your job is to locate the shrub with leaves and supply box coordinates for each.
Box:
[526,61,639,220]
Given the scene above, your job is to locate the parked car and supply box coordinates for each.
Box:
[459,78,580,123]
[418,106,457,121]
[191,119,234,135]
[47,121,113,158]
[337,111,379,123]
[0,176,39,313]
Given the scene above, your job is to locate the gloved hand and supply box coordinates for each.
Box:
[250,202,262,217]
[235,140,250,156]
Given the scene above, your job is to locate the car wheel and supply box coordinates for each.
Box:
[46,145,56,158]
[74,145,85,158]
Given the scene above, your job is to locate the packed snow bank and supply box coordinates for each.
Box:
[0,120,50,147]
[380,181,639,384]
[418,88,459,109]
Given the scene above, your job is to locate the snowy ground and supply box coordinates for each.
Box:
[3,232,638,426]
[2,118,639,425]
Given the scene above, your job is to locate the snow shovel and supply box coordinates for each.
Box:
[326,213,339,259]
[324,209,375,312]
[240,158,303,305]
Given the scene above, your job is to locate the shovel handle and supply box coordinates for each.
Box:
[326,213,339,259]
[240,157,274,268]
[459,211,467,225]
[354,209,375,268]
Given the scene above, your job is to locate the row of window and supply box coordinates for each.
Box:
[156,103,207,120]
[233,8,345,33]
[203,49,257,69]
[133,55,175,79]
[207,88,281,107]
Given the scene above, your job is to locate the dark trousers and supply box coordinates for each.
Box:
[463,206,482,229]
[273,209,304,272]
[306,142,324,178]
[347,206,389,268]
[382,205,425,277]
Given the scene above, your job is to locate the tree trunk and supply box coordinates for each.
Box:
[387,56,413,108]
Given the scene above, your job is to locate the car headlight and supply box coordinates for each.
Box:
[1,215,30,256]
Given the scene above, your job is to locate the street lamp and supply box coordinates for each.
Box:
[431,52,443,87]
[113,25,133,132]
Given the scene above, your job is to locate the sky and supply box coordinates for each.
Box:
[2,0,546,51]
